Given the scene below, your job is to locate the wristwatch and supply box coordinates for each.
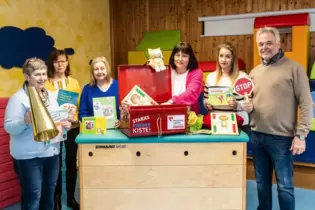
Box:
[295,135,306,140]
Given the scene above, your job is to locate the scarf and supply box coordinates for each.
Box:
[261,48,284,66]
[23,81,50,107]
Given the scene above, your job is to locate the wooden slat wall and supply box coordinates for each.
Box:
[110,0,315,76]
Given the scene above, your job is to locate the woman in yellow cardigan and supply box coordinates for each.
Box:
[45,49,81,210]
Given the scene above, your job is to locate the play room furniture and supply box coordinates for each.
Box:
[76,129,249,210]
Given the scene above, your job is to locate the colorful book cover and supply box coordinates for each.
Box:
[122,85,158,106]
[81,117,106,135]
[210,112,239,135]
[57,89,79,120]
[93,97,117,129]
[45,108,68,145]
[207,86,234,110]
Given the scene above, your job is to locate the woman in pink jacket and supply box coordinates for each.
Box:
[161,42,203,114]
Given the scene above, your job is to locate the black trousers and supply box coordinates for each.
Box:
[55,127,79,202]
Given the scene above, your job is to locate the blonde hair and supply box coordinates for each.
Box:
[215,43,239,85]
[256,27,281,43]
[89,56,111,86]
[23,57,47,76]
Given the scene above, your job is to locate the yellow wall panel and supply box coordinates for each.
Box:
[0,0,111,97]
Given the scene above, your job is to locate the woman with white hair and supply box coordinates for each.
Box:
[4,58,72,210]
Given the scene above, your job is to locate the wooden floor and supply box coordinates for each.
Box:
[247,158,315,190]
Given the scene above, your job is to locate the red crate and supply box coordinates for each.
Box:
[118,65,188,137]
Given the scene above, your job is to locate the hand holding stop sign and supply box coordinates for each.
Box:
[233,77,255,113]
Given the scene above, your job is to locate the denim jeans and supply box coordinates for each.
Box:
[251,131,294,210]
[16,155,59,210]
[12,157,24,209]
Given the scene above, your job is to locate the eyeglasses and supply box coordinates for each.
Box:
[53,60,68,65]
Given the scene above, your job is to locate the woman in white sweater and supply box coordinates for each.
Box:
[203,42,249,126]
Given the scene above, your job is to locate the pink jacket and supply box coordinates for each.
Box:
[172,68,203,114]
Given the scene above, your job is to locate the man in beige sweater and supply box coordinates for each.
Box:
[243,27,313,210]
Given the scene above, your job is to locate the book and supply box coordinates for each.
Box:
[57,89,79,120]
[45,108,68,145]
[188,129,212,135]
[81,117,106,135]
[93,97,117,129]
[207,86,234,110]
[210,112,239,135]
[121,85,158,106]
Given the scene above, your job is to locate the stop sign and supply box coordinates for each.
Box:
[233,77,254,97]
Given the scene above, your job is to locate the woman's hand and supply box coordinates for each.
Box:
[67,117,76,122]
[114,120,121,128]
[61,120,72,130]
[203,99,213,111]
[24,110,32,125]
[228,99,237,110]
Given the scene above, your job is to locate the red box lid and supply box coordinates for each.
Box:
[118,65,172,104]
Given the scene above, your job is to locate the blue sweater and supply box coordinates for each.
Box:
[4,88,60,160]
[79,79,120,121]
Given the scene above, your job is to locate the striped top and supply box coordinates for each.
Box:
[50,77,70,89]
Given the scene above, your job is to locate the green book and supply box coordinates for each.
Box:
[92,97,117,129]
[81,117,106,135]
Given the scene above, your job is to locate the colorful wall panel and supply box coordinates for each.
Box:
[0,0,111,97]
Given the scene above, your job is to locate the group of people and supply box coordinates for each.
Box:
[4,26,313,210]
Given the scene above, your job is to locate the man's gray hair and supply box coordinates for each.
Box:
[256,27,281,43]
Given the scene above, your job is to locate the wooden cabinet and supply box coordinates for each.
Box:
[78,140,247,210]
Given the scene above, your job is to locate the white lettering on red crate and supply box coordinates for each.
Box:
[132,115,151,134]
